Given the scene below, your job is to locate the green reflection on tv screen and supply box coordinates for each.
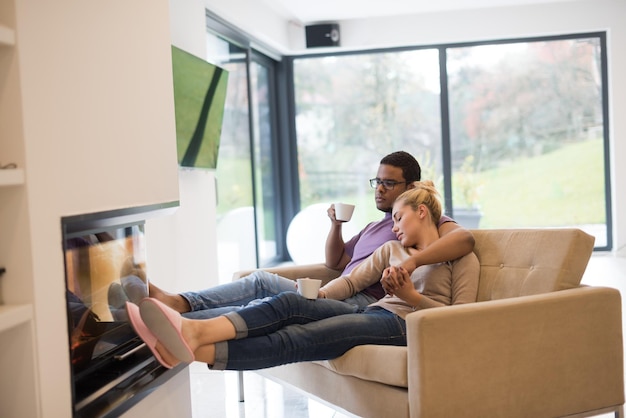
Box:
[171,45,228,169]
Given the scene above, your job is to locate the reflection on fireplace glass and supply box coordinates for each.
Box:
[64,225,149,373]
[62,204,180,417]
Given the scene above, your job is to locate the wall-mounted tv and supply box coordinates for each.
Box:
[171,45,229,169]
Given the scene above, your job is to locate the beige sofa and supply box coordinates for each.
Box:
[233,229,624,418]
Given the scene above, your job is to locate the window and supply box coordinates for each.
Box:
[292,33,611,249]
[249,56,279,266]
[206,32,281,280]
[447,37,610,247]
[206,36,256,281]
[205,16,612,263]
[293,49,443,227]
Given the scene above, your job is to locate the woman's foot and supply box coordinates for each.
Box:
[148,282,192,313]
[126,301,178,368]
[139,298,195,364]
[155,340,183,367]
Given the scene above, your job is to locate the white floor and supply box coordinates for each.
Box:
[189,252,626,418]
[189,364,353,418]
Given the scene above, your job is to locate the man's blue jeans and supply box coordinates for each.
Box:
[180,270,377,319]
[211,292,407,370]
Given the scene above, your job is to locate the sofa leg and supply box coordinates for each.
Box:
[238,370,245,402]
[616,405,624,418]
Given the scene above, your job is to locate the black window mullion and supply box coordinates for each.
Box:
[438,47,454,218]
[275,56,300,261]
[599,32,613,251]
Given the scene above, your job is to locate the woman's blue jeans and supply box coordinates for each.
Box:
[211,292,407,370]
[180,271,377,319]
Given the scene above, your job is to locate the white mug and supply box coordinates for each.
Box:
[334,203,355,222]
[297,278,322,299]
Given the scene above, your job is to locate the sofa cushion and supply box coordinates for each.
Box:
[315,345,408,388]
[471,228,594,302]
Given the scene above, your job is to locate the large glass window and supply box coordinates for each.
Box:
[205,21,611,265]
[293,33,611,250]
[447,36,609,246]
[207,36,256,281]
[249,57,279,266]
[206,33,280,279]
[293,49,442,227]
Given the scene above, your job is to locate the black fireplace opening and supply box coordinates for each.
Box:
[62,202,183,418]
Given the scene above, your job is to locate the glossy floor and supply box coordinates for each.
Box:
[189,364,354,418]
[190,252,626,418]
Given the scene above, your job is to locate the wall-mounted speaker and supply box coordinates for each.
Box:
[305,24,340,48]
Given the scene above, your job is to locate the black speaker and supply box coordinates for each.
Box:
[305,24,340,48]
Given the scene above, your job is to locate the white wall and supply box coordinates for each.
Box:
[147,169,219,294]
[204,0,292,55]
[204,0,626,253]
[14,0,184,415]
[147,0,220,298]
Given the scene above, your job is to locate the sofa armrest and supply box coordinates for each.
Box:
[231,263,342,285]
[406,286,624,418]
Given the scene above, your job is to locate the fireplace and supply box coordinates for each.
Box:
[62,202,183,418]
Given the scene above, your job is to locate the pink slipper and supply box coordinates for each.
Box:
[125,301,175,369]
[139,298,195,364]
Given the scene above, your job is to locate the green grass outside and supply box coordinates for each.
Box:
[217,138,606,230]
[215,157,253,216]
[312,138,607,229]
[476,138,606,227]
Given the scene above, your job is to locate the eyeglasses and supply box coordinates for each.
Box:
[369,178,409,190]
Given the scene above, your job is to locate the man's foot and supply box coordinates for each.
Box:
[121,275,148,304]
[148,282,192,313]
[108,282,128,309]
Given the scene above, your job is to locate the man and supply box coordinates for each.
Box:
[147,151,474,318]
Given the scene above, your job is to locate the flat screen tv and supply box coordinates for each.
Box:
[171,45,229,169]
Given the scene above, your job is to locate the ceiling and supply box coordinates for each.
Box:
[257,0,578,24]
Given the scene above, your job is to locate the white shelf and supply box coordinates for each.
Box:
[0,304,33,333]
[0,168,24,186]
[0,24,15,47]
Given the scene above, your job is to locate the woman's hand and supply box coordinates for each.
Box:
[381,266,410,296]
[381,266,421,306]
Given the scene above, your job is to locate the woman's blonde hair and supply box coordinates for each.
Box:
[395,180,442,224]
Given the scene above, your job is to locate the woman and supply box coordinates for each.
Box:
[127,181,480,370]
